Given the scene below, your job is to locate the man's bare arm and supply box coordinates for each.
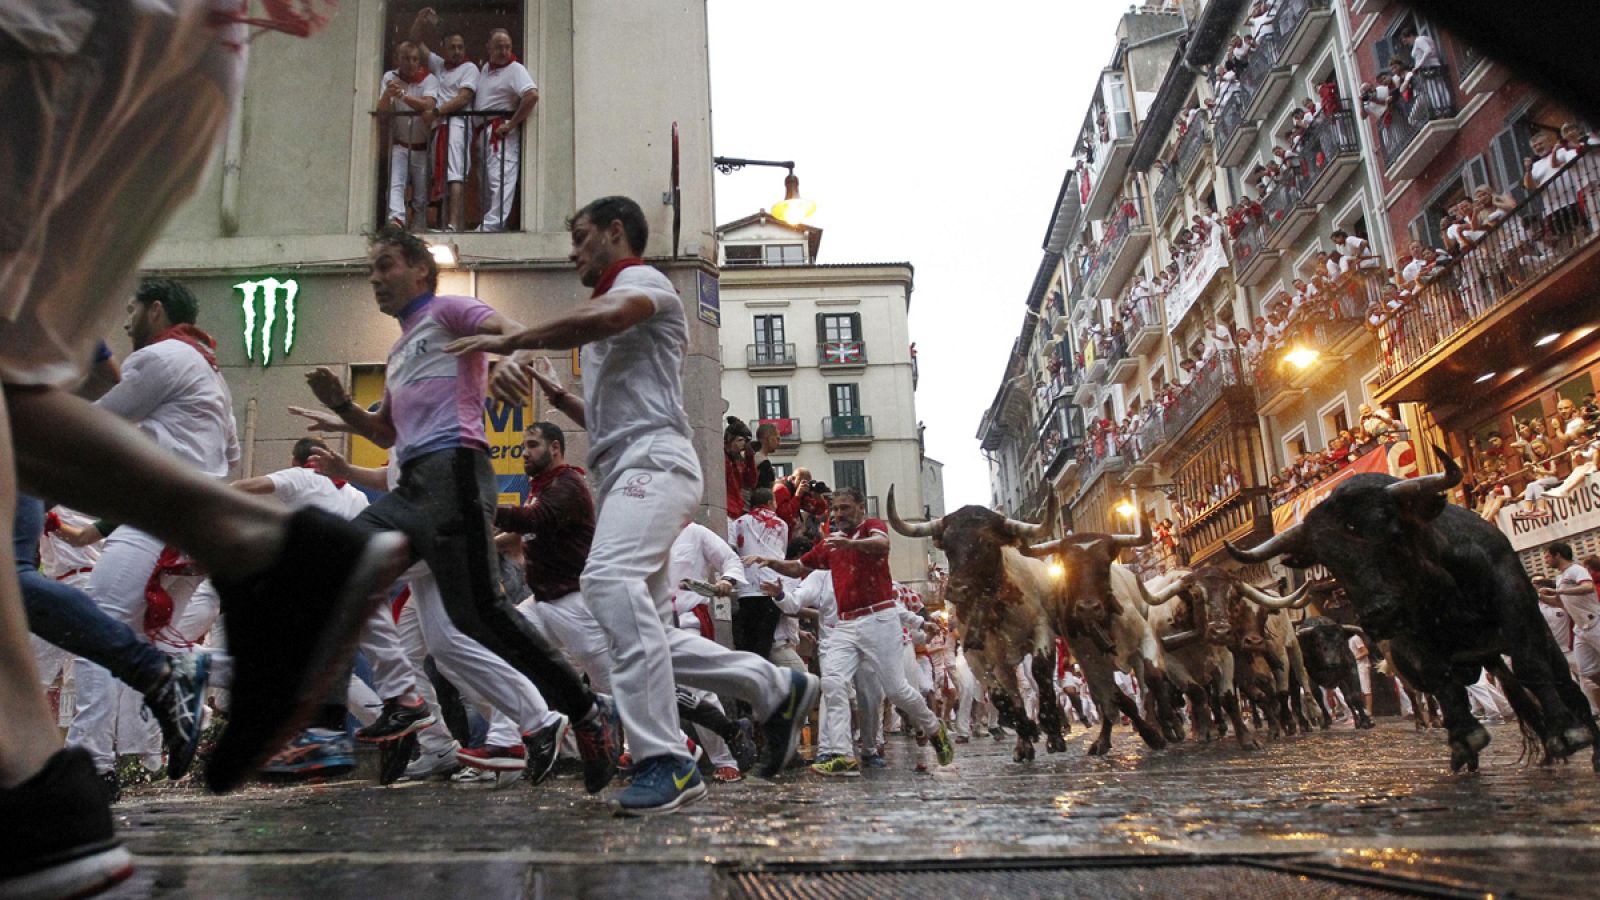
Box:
[446,290,656,356]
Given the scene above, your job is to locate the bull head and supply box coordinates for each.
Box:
[1023,514,1151,560]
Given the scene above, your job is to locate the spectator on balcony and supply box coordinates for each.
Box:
[1224,35,1254,75]
[408,10,479,233]
[379,42,441,230]
[1262,307,1288,349]
[1399,27,1440,69]
[1357,81,1391,123]
[1247,0,1277,41]
[1331,229,1380,274]
[474,29,539,232]
[1359,404,1398,441]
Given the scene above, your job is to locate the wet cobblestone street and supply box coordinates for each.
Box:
[103,720,1600,897]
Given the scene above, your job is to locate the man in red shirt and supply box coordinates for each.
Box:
[724,417,757,518]
[746,487,953,776]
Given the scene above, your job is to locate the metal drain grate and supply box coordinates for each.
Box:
[725,860,1457,899]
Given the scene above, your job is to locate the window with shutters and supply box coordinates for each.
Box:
[832,460,867,495]
[829,383,860,417]
[723,245,763,266]
[756,385,789,420]
[1490,123,1535,202]
[754,315,785,346]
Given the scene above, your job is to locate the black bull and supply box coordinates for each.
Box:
[885,488,1071,759]
[1229,446,1600,772]
[1295,616,1374,730]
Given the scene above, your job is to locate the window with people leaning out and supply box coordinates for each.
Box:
[377,2,534,234]
[1467,372,1600,525]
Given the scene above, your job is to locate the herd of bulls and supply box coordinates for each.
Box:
[887,446,1600,774]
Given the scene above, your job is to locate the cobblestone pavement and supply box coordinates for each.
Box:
[104,719,1600,897]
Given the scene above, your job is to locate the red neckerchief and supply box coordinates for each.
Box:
[591,257,645,297]
[400,65,429,85]
[486,53,520,72]
[528,464,586,497]
[301,460,347,490]
[153,324,219,371]
[207,0,332,38]
[444,57,469,71]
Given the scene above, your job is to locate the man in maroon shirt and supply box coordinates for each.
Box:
[495,422,612,691]
[745,487,953,776]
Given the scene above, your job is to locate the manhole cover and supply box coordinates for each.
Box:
[724,859,1467,899]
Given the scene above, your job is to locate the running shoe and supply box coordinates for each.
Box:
[144,651,210,780]
[522,716,570,785]
[711,765,742,783]
[378,733,418,786]
[99,770,121,804]
[929,722,956,766]
[572,694,623,794]
[206,509,409,793]
[613,755,706,817]
[456,744,527,772]
[356,697,436,743]
[809,754,861,777]
[0,749,133,900]
[402,743,462,781]
[758,671,820,778]
[259,728,356,777]
[859,751,888,769]
[449,767,511,788]
[729,718,758,773]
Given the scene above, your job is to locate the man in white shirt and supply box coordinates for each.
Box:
[449,196,818,815]
[378,42,440,229]
[474,29,539,232]
[67,281,240,784]
[1541,543,1600,694]
[729,488,790,661]
[1401,27,1440,69]
[1331,229,1379,273]
[407,10,479,233]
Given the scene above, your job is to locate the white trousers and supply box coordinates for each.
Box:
[1016,654,1040,721]
[478,129,520,231]
[1465,671,1513,719]
[359,602,422,701]
[583,435,790,763]
[953,652,980,737]
[434,118,471,182]
[817,608,939,758]
[1573,622,1600,682]
[520,591,613,692]
[68,528,197,772]
[387,142,429,223]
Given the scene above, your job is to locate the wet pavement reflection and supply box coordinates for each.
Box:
[106,720,1600,896]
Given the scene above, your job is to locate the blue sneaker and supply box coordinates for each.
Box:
[258,728,355,777]
[758,671,820,778]
[860,751,888,769]
[613,755,707,817]
[145,651,211,780]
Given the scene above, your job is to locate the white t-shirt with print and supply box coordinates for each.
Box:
[1557,562,1600,629]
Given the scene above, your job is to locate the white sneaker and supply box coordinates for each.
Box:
[404,743,462,781]
[449,767,517,789]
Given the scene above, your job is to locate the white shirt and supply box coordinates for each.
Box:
[1408,34,1439,68]
[580,265,695,467]
[770,574,804,647]
[795,569,838,640]
[473,59,536,116]
[40,506,100,578]
[1542,601,1574,652]
[1557,562,1600,628]
[266,466,370,520]
[1530,147,1579,189]
[668,522,745,628]
[380,68,441,145]
[98,340,239,478]
[728,509,788,594]
[426,51,480,111]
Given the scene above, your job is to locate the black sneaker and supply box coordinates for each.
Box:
[379,733,419,786]
[729,718,758,773]
[572,694,623,794]
[356,697,436,743]
[0,748,133,899]
[758,671,820,778]
[522,715,570,785]
[144,651,211,780]
[99,770,121,805]
[205,508,410,793]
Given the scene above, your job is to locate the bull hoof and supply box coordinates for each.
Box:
[1162,724,1184,744]
[1355,715,1375,730]
[1237,734,1262,751]
[1547,726,1593,760]
[1087,739,1110,756]
[1046,733,1067,754]
[1449,725,1490,773]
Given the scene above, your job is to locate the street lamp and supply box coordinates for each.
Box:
[1114,499,1138,519]
[1284,345,1320,370]
[713,156,817,225]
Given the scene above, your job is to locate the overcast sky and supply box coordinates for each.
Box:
[707,1,1130,509]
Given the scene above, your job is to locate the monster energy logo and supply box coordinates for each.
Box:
[234,278,299,366]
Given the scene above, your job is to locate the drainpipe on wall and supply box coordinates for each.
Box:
[220,98,246,236]
[241,397,258,477]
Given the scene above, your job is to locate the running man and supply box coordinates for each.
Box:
[446,195,818,816]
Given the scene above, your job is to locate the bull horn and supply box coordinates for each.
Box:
[1385,445,1462,501]
[886,485,941,539]
[1225,522,1308,564]
[1238,579,1312,610]
[1022,538,1062,559]
[1112,513,1154,549]
[1145,574,1188,604]
[1341,624,1367,637]
[1003,512,1051,541]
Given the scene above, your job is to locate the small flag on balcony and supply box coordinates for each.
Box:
[759,418,793,436]
[824,341,861,364]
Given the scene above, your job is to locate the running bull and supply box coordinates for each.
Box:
[1295,616,1375,730]
[885,487,1069,761]
[1228,447,1600,772]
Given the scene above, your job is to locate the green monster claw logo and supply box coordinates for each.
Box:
[234,278,299,366]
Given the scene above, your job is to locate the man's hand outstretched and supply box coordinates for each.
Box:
[287,405,353,434]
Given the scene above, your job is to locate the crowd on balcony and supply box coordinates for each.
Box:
[1268,405,1404,506]
[1469,396,1600,523]
[377,9,539,233]
[1364,123,1600,369]
[1356,27,1443,132]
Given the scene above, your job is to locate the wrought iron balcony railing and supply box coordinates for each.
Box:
[1378,66,1458,170]
[746,342,797,368]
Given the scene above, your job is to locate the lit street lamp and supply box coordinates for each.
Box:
[1285,345,1320,370]
[713,156,817,225]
